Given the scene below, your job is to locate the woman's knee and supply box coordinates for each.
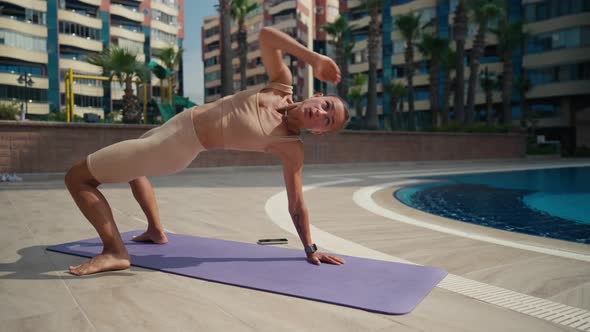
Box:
[65,159,99,189]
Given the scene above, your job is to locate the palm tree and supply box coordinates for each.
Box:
[365,0,383,130]
[479,67,498,126]
[323,17,356,101]
[87,46,145,123]
[153,46,184,103]
[465,0,503,124]
[230,0,258,91]
[419,33,448,128]
[134,64,151,123]
[385,82,406,130]
[440,47,456,126]
[492,18,526,125]
[395,12,421,130]
[219,0,234,96]
[453,0,467,124]
[349,73,367,125]
[348,88,364,126]
[515,75,532,127]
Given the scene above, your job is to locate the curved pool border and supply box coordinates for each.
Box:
[354,179,590,262]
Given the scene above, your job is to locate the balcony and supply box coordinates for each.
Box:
[270,19,296,32]
[60,59,102,75]
[524,48,590,68]
[59,10,101,29]
[59,34,102,52]
[60,81,103,97]
[529,80,590,99]
[151,1,178,17]
[79,0,101,7]
[268,0,296,16]
[111,4,144,23]
[347,0,364,9]
[151,39,176,51]
[0,45,47,64]
[111,26,145,42]
[350,16,370,30]
[0,16,46,37]
[525,12,590,35]
[0,73,48,89]
[151,19,178,35]
[2,0,45,11]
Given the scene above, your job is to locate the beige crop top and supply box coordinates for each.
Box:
[191,82,300,152]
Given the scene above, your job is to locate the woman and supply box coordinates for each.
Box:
[64,27,349,276]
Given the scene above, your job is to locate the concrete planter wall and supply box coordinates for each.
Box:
[0,120,526,173]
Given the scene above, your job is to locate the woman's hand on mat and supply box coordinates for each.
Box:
[312,55,341,84]
[307,252,346,265]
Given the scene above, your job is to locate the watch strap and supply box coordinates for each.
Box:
[304,243,318,255]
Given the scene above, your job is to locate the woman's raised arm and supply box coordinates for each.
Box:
[258,27,341,85]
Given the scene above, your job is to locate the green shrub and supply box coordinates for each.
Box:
[432,123,514,133]
[0,102,20,120]
[575,146,590,157]
[47,110,83,122]
[527,144,559,155]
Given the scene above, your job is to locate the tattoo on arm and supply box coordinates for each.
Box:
[293,213,302,236]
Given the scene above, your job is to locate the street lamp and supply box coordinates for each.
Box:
[17,73,34,121]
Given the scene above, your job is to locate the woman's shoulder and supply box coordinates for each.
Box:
[260,81,293,96]
[266,139,303,160]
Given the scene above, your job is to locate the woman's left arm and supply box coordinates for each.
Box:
[259,27,341,85]
[271,142,345,265]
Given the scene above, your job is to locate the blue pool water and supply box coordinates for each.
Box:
[394,167,590,244]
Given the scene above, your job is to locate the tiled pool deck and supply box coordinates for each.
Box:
[1,158,589,331]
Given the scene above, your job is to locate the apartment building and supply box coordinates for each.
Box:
[201,0,339,104]
[0,0,184,119]
[200,0,589,145]
[343,0,589,136]
[522,0,590,147]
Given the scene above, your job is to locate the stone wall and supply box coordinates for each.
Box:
[0,120,527,173]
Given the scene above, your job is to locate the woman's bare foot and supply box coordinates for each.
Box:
[69,252,131,276]
[131,230,168,244]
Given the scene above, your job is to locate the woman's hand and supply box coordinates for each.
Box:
[312,55,341,84]
[307,251,346,265]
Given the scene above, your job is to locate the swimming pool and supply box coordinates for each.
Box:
[394,167,590,244]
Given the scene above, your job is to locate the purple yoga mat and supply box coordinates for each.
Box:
[47,231,447,314]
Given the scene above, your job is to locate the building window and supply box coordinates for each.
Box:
[152,29,176,44]
[59,21,101,41]
[0,84,48,102]
[527,27,590,54]
[524,0,590,22]
[527,61,590,86]
[205,27,219,38]
[205,56,219,67]
[0,29,46,52]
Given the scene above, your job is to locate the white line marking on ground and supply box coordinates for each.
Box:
[370,162,590,179]
[310,162,590,179]
[112,207,176,234]
[264,177,590,330]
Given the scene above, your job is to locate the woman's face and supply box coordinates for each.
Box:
[294,95,346,135]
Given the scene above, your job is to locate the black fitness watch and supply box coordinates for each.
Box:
[304,243,318,255]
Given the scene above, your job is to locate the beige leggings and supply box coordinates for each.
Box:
[87,109,204,183]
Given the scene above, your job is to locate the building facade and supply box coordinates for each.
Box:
[202,0,589,147]
[202,0,339,104]
[0,0,185,119]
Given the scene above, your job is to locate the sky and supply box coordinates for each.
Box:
[182,1,217,105]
